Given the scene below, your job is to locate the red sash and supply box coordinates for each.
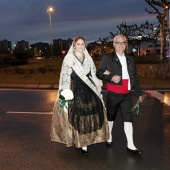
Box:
[107,79,130,94]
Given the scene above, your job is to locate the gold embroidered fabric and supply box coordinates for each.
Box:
[51,101,109,148]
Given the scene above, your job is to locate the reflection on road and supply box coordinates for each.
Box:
[147,90,170,106]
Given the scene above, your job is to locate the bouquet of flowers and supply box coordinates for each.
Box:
[57,89,74,113]
[132,91,152,115]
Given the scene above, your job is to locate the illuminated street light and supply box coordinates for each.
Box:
[47,7,54,58]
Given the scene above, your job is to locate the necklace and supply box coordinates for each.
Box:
[73,53,85,63]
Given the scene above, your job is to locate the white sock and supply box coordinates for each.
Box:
[124,122,136,150]
[107,121,114,142]
[82,146,87,151]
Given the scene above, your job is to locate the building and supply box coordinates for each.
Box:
[53,38,72,57]
[0,39,12,54]
[30,42,50,57]
[14,40,29,52]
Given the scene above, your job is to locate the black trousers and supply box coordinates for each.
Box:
[106,90,132,122]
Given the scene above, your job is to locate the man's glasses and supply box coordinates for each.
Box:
[114,42,127,45]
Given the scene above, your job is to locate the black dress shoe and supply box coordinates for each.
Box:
[106,142,113,148]
[127,147,142,155]
[81,148,89,155]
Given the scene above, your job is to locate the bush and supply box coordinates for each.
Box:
[39,66,46,73]
[29,68,34,74]
[15,52,29,65]
[0,55,16,66]
[15,67,25,74]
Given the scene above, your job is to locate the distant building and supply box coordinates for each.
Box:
[29,38,73,58]
[30,42,50,57]
[53,38,72,57]
[0,39,12,54]
[14,40,29,52]
[129,40,169,57]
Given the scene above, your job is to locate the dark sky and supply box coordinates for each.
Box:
[0,0,158,46]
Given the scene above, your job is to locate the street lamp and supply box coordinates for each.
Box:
[137,34,142,57]
[47,7,54,59]
[167,5,170,70]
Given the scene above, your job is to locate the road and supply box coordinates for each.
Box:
[0,89,170,170]
[0,89,57,114]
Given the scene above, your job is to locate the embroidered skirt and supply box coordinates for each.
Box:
[51,71,109,148]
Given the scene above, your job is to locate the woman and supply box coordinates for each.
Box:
[51,36,109,154]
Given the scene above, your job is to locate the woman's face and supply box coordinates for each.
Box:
[74,39,85,53]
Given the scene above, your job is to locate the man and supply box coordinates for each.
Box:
[96,34,142,155]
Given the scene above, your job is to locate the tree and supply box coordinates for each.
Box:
[110,21,157,41]
[93,20,158,57]
[109,21,158,55]
[145,0,170,60]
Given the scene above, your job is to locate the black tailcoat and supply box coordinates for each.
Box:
[96,52,142,97]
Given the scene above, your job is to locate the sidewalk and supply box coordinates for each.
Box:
[0,83,170,90]
[0,83,59,89]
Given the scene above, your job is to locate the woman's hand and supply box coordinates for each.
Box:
[98,87,102,92]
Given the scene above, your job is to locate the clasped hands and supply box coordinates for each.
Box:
[103,70,142,102]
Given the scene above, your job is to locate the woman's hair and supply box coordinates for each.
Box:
[73,36,86,47]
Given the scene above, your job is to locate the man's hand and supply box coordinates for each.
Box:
[103,70,110,75]
[111,75,121,83]
[139,96,143,102]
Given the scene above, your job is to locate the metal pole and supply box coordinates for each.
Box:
[61,40,63,57]
[49,12,52,58]
[139,40,140,57]
[169,8,170,71]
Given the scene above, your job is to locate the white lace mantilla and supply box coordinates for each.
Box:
[54,44,104,109]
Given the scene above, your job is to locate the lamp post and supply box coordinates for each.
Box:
[47,7,54,59]
[153,27,158,56]
[168,5,170,71]
[137,34,142,57]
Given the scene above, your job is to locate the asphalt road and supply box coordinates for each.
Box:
[0,89,170,170]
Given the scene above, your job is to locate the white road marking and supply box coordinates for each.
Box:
[146,90,170,106]
[5,90,170,114]
[6,111,53,114]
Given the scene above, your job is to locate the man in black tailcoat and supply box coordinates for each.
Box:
[96,34,142,155]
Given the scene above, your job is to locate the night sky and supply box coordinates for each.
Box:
[0,0,158,46]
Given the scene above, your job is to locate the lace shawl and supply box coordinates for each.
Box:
[54,44,104,110]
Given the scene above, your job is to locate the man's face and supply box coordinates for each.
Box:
[113,36,127,55]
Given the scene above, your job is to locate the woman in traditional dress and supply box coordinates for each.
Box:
[51,36,109,154]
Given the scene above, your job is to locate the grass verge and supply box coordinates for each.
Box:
[0,57,170,85]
